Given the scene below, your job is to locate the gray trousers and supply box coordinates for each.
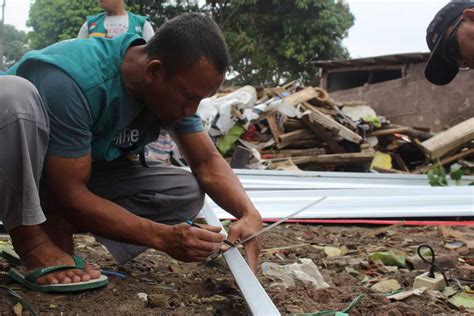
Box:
[0,76,204,265]
[0,76,49,230]
[88,160,204,264]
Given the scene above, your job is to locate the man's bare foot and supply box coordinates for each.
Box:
[9,224,101,285]
[22,240,101,285]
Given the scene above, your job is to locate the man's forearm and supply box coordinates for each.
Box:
[193,152,258,219]
[58,189,168,250]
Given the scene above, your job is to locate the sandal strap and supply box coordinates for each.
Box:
[25,255,87,283]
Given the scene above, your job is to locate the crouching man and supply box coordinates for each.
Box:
[0,13,262,292]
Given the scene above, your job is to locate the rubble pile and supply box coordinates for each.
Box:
[197,83,473,175]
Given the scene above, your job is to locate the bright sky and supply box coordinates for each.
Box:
[343,0,446,58]
[3,0,447,59]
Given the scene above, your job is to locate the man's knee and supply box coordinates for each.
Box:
[181,171,205,215]
[0,76,48,126]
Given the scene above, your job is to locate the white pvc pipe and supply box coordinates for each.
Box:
[200,202,280,316]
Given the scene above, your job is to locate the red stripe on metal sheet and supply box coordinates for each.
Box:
[262,219,474,226]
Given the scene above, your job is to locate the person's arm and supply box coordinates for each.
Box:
[174,131,263,271]
[42,154,223,262]
[77,21,90,39]
[141,21,155,41]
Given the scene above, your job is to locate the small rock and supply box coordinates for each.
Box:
[168,263,183,273]
[137,292,148,302]
[147,294,169,308]
[371,279,401,293]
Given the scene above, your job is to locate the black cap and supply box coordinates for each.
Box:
[425,1,474,85]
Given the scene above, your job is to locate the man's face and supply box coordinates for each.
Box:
[455,20,474,69]
[99,0,123,11]
[443,10,474,70]
[143,58,224,126]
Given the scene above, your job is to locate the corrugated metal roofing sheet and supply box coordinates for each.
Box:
[234,169,474,190]
[208,185,473,219]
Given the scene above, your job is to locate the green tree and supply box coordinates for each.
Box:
[130,0,200,27]
[27,0,102,49]
[3,24,29,68]
[208,0,354,85]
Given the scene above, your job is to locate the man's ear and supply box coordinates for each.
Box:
[144,59,164,84]
[463,8,474,22]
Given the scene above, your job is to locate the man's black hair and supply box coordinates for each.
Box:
[147,13,229,77]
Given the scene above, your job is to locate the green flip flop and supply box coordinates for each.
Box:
[2,249,108,293]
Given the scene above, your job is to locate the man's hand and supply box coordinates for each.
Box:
[158,223,225,262]
[224,212,263,272]
[175,131,263,271]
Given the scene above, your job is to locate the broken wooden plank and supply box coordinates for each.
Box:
[283,118,307,131]
[291,152,374,166]
[277,129,313,148]
[413,148,474,174]
[260,148,326,159]
[369,127,434,140]
[281,87,321,106]
[266,112,284,144]
[303,111,363,144]
[280,138,325,150]
[421,117,474,159]
[302,101,339,116]
[301,115,346,153]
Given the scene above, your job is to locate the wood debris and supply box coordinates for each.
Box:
[209,83,473,175]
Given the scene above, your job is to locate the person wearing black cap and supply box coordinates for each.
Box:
[425,0,474,85]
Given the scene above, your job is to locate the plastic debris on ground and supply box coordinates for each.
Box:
[262,258,330,289]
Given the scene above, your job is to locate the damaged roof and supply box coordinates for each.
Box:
[313,52,430,69]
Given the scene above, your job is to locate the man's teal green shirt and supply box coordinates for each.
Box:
[7,34,203,161]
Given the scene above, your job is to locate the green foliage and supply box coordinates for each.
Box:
[3,24,29,68]
[27,0,102,49]
[428,163,448,186]
[130,0,200,27]
[369,251,406,268]
[427,163,469,186]
[207,0,354,85]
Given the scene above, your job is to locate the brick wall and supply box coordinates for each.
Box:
[330,63,474,132]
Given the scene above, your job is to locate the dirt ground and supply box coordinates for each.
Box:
[0,223,473,315]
